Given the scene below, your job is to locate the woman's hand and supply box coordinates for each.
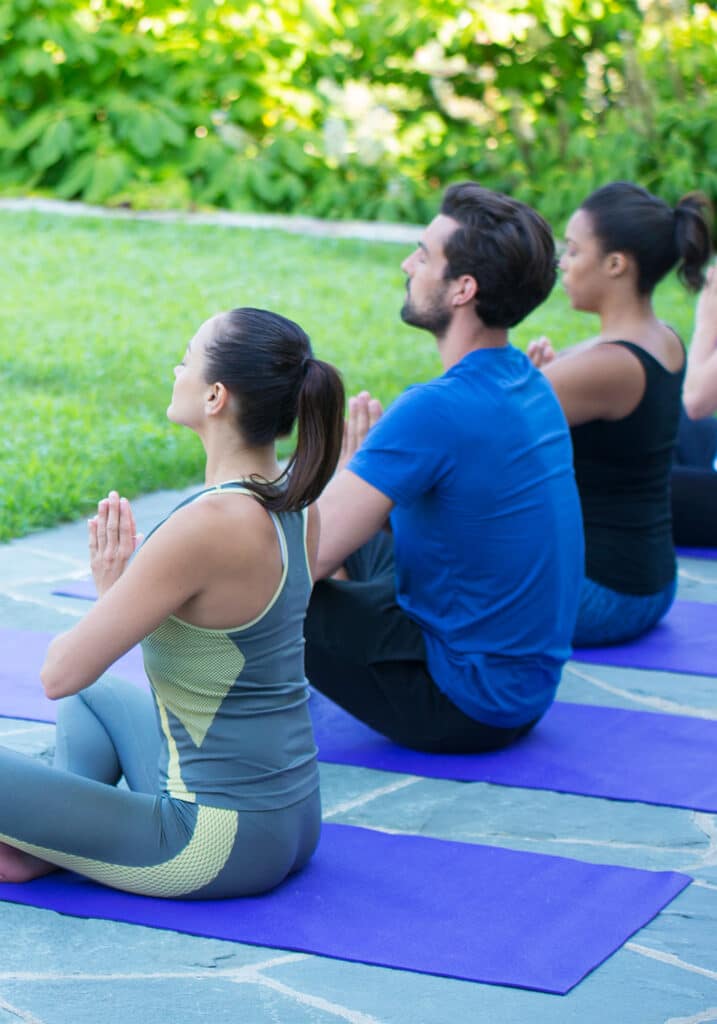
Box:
[338,390,383,472]
[526,336,557,369]
[694,262,717,341]
[684,261,717,419]
[44,499,203,699]
[89,491,142,598]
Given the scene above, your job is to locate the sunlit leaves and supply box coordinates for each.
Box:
[29,118,75,170]
[0,0,715,221]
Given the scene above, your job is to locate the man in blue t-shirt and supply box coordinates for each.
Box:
[305,182,584,753]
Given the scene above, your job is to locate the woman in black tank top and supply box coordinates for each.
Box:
[527,181,712,645]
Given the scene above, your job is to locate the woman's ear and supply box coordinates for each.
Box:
[205,381,231,416]
[606,251,629,278]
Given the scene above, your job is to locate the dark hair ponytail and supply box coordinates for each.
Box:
[581,181,713,294]
[674,192,713,292]
[204,308,345,513]
[279,357,344,512]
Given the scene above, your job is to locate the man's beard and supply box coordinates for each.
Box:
[400,290,452,337]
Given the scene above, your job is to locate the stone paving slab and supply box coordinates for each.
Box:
[1,487,716,1024]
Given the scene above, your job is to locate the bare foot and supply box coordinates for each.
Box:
[0,842,56,883]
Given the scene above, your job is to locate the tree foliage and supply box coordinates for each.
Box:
[1,0,716,223]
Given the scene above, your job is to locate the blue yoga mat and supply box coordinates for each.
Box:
[308,691,717,812]
[0,629,147,723]
[0,822,690,994]
[676,545,717,561]
[51,579,97,601]
[2,628,716,812]
[49,583,717,678]
[572,599,716,676]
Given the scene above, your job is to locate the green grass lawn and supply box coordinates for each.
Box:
[0,210,699,541]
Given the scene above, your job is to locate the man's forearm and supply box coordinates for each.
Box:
[315,469,393,580]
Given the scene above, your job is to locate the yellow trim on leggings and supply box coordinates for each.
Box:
[156,699,196,803]
[0,803,238,898]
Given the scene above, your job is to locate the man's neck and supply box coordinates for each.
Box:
[436,319,509,371]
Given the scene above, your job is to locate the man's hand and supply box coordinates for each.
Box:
[526,336,557,369]
[338,390,383,472]
[89,491,143,598]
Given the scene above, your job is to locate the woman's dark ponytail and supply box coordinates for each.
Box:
[674,192,713,292]
[278,358,345,513]
[204,308,345,514]
[581,181,712,294]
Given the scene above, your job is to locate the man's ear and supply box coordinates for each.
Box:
[205,381,231,416]
[451,274,478,307]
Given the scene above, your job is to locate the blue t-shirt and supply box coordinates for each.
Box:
[349,345,584,727]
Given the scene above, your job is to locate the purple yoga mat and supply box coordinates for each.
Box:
[0,629,148,723]
[53,553,717,595]
[51,579,97,601]
[308,692,717,812]
[0,822,690,994]
[676,546,717,561]
[2,629,716,811]
[572,599,716,676]
[50,583,717,678]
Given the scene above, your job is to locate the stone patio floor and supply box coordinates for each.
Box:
[0,487,716,1023]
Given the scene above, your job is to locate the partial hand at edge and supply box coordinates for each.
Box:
[684,261,717,419]
[694,261,717,338]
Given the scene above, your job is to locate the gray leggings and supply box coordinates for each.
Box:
[0,678,320,899]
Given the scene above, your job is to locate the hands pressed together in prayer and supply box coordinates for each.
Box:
[338,390,383,472]
[526,336,557,370]
[88,491,143,598]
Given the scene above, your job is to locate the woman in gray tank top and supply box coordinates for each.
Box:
[0,308,344,897]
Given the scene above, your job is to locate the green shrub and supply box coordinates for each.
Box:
[0,1,715,225]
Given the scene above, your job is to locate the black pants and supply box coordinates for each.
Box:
[304,532,537,754]
[671,409,717,548]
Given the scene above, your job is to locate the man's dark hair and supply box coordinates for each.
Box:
[440,182,557,328]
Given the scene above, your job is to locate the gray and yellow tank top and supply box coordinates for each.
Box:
[140,482,319,812]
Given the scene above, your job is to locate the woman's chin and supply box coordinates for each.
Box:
[166,407,194,430]
[564,290,584,312]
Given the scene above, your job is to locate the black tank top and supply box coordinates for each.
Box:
[571,340,685,595]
